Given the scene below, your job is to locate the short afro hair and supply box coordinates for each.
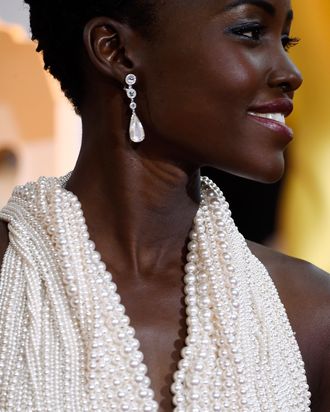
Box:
[24,0,157,113]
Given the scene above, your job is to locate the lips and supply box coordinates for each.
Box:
[248,98,293,117]
[247,98,294,140]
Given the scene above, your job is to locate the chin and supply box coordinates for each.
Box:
[249,163,285,184]
[228,158,286,184]
[207,151,286,184]
[250,150,287,183]
[256,172,284,184]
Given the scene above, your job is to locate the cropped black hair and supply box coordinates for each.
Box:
[24,0,157,113]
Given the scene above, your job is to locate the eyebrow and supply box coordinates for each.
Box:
[224,0,276,16]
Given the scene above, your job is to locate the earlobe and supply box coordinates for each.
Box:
[83,17,133,82]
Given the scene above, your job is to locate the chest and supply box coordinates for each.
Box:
[116,278,187,411]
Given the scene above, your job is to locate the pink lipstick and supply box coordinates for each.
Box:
[247,99,294,140]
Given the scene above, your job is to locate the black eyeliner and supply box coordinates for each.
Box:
[224,21,266,37]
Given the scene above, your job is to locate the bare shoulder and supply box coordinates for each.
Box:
[0,219,9,270]
[247,240,330,307]
[247,240,330,411]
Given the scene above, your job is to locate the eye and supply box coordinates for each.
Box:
[281,35,300,52]
[229,23,266,42]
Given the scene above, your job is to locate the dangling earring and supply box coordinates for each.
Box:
[125,74,145,143]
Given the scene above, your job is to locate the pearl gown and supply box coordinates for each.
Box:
[0,175,311,411]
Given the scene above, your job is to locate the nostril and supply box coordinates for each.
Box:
[270,71,302,94]
[267,58,303,94]
[279,82,291,93]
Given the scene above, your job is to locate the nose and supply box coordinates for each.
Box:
[267,52,303,97]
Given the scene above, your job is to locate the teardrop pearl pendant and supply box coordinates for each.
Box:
[125,74,145,143]
[129,112,145,143]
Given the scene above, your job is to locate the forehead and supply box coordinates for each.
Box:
[221,0,292,16]
[152,0,293,40]
[157,0,292,19]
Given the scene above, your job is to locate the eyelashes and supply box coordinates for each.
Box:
[227,22,301,52]
[281,36,300,52]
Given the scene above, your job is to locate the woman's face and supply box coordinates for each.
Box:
[138,0,302,182]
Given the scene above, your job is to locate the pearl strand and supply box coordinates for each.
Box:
[0,175,311,411]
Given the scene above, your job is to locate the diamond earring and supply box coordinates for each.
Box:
[125,74,145,143]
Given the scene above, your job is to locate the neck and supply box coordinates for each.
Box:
[66,118,201,279]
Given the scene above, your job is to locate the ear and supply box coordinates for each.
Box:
[83,17,136,84]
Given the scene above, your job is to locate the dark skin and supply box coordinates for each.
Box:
[1,0,330,410]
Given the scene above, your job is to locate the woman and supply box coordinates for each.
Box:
[0,0,329,410]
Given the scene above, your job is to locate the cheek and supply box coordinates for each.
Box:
[142,46,262,159]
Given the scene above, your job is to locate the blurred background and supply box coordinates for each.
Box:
[0,0,81,210]
[0,0,330,271]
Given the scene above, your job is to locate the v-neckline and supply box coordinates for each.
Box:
[60,177,193,410]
